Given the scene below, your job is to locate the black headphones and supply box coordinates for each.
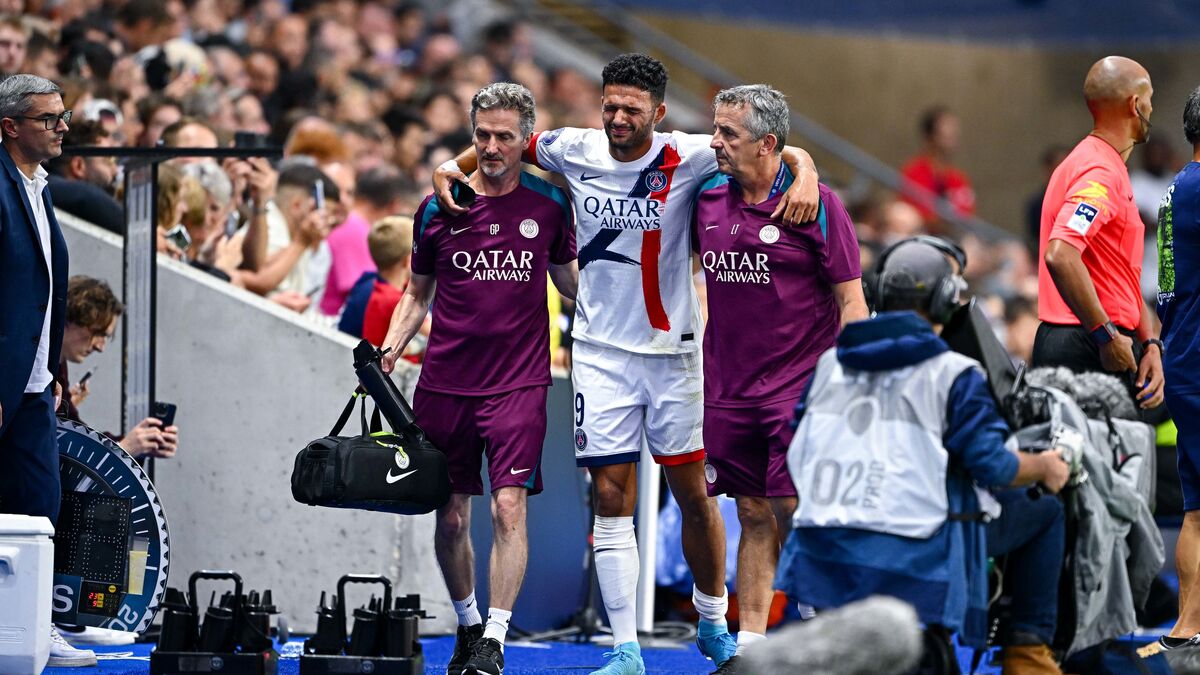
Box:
[870,235,968,324]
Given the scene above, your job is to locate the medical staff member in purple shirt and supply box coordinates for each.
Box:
[382,82,578,675]
[692,84,868,672]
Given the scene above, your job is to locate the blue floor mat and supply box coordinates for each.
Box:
[48,636,717,675]
[48,623,1171,674]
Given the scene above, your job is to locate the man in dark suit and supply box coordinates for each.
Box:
[0,73,96,668]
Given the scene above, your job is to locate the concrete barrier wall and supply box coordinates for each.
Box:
[58,214,454,634]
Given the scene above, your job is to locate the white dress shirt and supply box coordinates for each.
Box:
[21,163,55,394]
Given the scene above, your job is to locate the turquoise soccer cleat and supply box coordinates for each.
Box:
[588,641,645,675]
[696,619,737,666]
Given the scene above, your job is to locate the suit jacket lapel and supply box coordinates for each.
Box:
[0,145,46,261]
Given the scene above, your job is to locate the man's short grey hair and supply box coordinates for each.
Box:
[182,85,224,122]
[1185,86,1200,146]
[713,84,789,155]
[183,160,233,205]
[0,74,63,119]
[470,82,536,139]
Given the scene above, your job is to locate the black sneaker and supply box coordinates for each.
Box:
[710,654,742,674]
[464,637,505,675]
[447,623,484,675]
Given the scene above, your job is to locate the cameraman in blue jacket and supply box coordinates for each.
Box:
[778,237,1069,674]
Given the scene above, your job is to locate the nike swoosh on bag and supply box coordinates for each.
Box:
[510,467,531,475]
[386,469,417,484]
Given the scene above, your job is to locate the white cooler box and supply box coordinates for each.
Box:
[0,515,54,675]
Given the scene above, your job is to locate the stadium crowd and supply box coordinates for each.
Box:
[3,0,611,365]
[0,0,1089,367]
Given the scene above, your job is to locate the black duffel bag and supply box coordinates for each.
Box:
[291,388,450,515]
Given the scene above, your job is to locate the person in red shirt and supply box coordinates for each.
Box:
[900,106,976,226]
[361,216,416,348]
[1033,56,1164,410]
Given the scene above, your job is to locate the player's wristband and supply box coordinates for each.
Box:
[438,159,462,175]
[1142,338,1164,354]
[1089,320,1118,347]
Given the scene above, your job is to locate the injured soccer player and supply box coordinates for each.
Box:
[431,53,824,675]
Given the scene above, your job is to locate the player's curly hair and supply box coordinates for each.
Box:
[67,276,124,332]
[602,53,668,104]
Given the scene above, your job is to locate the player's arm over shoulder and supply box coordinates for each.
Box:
[524,127,589,171]
[665,129,722,183]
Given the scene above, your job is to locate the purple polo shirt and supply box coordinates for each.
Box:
[693,168,861,407]
[412,172,575,395]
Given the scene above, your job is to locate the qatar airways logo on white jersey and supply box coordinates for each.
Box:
[582,197,662,230]
[702,251,771,285]
[452,249,534,282]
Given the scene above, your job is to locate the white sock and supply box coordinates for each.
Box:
[483,607,511,647]
[593,515,639,646]
[692,584,729,625]
[735,631,766,656]
[452,591,483,627]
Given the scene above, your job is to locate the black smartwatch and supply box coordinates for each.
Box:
[1143,338,1165,354]
[1089,321,1119,347]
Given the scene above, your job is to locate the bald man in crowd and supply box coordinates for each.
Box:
[1033,56,1164,410]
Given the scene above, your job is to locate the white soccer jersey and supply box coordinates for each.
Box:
[528,127,718,354]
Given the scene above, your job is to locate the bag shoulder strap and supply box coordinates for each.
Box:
[370,406,383,435]
[330,387,367,436]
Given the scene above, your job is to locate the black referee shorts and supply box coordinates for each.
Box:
[1031,321,1145,397]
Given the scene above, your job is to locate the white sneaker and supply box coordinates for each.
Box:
[48,626,98,667]
[56,624,137,646]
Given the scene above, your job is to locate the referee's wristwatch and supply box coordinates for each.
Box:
[1089,320,1119,347]
[1143,338,1165,354]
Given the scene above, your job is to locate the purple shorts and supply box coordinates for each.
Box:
[413,386,548,496]
[703,398,799,498]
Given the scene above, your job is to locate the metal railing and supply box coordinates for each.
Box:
[60,145,283,478]
[504,0,1013,241]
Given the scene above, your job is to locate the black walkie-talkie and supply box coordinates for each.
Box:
[352,340,417,430]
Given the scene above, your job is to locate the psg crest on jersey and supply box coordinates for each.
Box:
[645,170,668,192]
[53,418,171,634]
